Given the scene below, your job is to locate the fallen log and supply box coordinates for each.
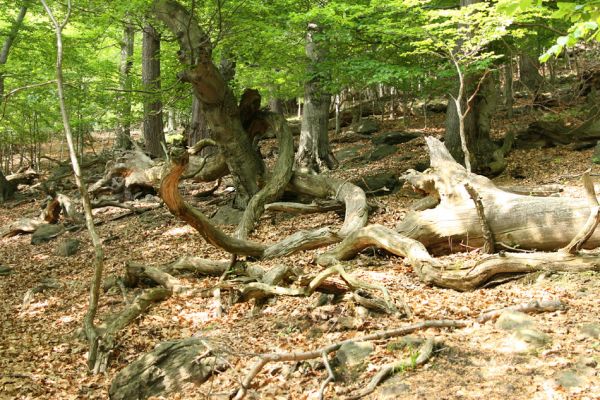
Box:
[397,136,600,254]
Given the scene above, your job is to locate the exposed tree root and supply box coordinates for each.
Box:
[91,287,170,374]
[159,147,367,259]
[347,337,435,400]
[233,320,467,400]
[265,199,343,215]
[477,299,566,323]
[232,299,563,399]
[316,223,600,291]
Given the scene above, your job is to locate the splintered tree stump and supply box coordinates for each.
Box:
[109,337,228,400]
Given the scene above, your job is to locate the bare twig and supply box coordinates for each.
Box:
[233,320,468,399]
[347,337,435,400]
[318,351,335,400]
[464,183,495,253]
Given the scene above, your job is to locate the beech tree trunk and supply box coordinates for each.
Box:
[504,59,514,118]
[152,0,264,207]
[142,23,165,158]
[0,5,27,99]
[445,73,501,174]
[295,23,336,174]
[519,53,544,97]
[116,22,135,149]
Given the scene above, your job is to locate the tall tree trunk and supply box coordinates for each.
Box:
[187,55,234,155]
[152,0,263,206]
[116,22,135,149]
[142,24,164,158]
[444,0,502,175]
[0,4,27,203]
[0,5,28,99]
[295,22,336,174]
[504,59,514,118]
[445,73,499,173]
[519,53,544,99]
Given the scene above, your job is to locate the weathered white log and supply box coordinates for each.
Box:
[397,137,600,253]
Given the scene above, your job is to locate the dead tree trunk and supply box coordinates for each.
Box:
[115,22,135,150]
[295,22,337,173]
[142,23,165,158]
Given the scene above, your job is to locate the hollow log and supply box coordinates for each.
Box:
[397,137,600,254]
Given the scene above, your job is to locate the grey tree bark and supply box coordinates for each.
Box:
[519,53,544,97]
[295,23,336,174]
[445,73,500,173]
[0,4,28,202]
[187,56,234,156]
[142,23,165,158]
[115,22,135,149]
[504,58,514,118]
[0,4,28,99]
[152,0,264,207]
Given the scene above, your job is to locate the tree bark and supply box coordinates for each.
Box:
[152,0,264,207]
[445,72,502,174]
[398,137,600,254]
[0,170,15,203]
[40,0,105,372]
[295,23,336,174]
[0,5,28,99]
[504,59,514,118]
[142,23,165,158]
[519,53,544,98]
[115,22,135,149]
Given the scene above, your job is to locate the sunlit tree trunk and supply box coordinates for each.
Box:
[295,22,336,174]
[142,23,165,157]
[116,22,134,149]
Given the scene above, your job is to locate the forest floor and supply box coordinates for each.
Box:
[1,111,599,400]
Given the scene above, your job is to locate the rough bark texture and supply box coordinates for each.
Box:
[519,53,544,97]
[295,22,336,173]
[142,24,165,158]
[116,23,135,149]
[153,0,264,207]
